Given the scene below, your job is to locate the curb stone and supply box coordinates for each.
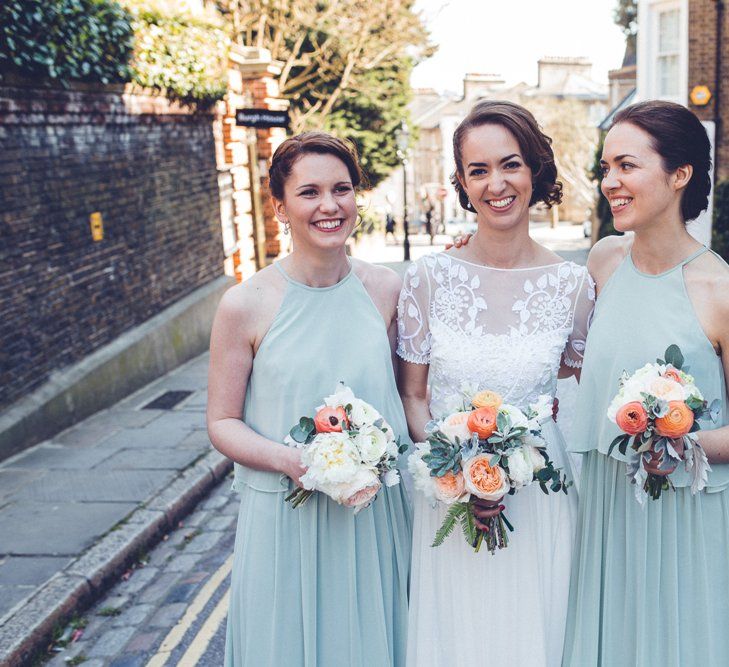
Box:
[0,449,232,667]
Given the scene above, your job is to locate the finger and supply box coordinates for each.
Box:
[445,243,453,250]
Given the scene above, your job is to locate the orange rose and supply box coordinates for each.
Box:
[472,390,503,410]
[467,407,498,439]
[314,406,348,433]
[655,401,694,438]
[433,471,466,504]
[663,369,684,384]
[462,454,510,501]
[615,402,649,435]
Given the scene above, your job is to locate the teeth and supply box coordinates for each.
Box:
[611,198,632,208]
[488,196,515,208]
[314,220,342,229]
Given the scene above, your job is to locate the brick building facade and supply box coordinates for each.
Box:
[0,81,224,410]
[688,0,728,181]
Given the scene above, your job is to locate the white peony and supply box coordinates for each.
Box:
[647,377,684,402]
[507,448,534,489]
[349,398,381,428]
[529,394,554,424]
[301,432,359,487]
[439,411,472,442]
[324,468,382,512]
[355,425,389,464]
[408,442,437,500]
[383,469,400,487]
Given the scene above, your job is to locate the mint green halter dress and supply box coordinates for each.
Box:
[224,263,412,666]
[563,247,729,666]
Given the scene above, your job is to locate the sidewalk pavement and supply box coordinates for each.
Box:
[0,221,590,665]
[0,354,228,666]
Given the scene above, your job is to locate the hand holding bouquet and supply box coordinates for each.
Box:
[284,383,406,513]
[409,390,571,554]
[607,344,719,503]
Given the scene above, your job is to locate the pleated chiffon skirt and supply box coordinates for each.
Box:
[225,482,411,667]
[563,451,729,667]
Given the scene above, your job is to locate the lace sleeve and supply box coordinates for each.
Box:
[397,258,432,364]
[562,266,596,369]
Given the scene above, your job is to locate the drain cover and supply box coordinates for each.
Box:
[142,390,193,410]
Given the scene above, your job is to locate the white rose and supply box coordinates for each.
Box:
[507,448,534,489]
[683,382,704,403]
[349,398,381,428]
[524,444,547,472]
[439,411,472,442]
[301,432,359,486]
[323,383,356,409]
[499,404,528,430]
[355,425,389,464]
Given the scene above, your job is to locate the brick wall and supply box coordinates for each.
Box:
[689,0,729,180]
[0,81,224,410]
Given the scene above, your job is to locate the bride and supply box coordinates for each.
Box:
[397,100,593,666]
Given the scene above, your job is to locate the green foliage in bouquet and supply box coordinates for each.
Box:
[0,0,134,84]
[422,432,462,477]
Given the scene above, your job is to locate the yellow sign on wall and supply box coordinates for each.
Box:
[690,85,712,106]
[89,212,104,241]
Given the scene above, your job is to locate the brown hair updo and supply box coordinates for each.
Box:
[611,100,712,222]
[269,132,364,200]
[451,100,562,211]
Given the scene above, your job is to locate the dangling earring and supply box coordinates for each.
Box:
[282,221,290,235]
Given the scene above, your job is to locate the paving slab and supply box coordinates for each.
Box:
[4,442,116,470]
[0,501,138,555]
[12,470,175,503]
[99,421,195,450]
[99,448,202,471]
[0,469,47,502]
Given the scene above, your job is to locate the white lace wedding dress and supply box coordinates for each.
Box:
[397,252,594,667]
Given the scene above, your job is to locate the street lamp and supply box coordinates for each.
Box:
[395,121,410,261]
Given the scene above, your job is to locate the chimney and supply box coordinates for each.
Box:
[462,73,505,101]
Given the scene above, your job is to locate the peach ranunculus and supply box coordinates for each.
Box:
[615,402,649,435]
[462,454,510,501]
[472,390,503,410]
[663,368,684,385]
[467,407,498,439]
[440,411,473,442]
[433,471,467,504]
[314,406,348,433]
[655,401,694,438]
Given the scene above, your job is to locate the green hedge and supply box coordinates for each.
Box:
[0,0,134,84]
[129,9,228,107]
[712,179,729,262]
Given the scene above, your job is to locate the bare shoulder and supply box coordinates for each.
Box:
[214,265,286,340]
[587,234,631,288]
[353,259,402,300]
[686,251,729,310]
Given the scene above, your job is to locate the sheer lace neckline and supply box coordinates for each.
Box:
[443,253,567,272]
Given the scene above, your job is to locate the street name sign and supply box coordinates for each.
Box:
[235,108,290,129]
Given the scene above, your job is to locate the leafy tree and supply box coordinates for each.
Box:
[216,0,432,187]
[614,0,637,55]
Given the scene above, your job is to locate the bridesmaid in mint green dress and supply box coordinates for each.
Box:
[564,101,729,665]
[207,133,411,666]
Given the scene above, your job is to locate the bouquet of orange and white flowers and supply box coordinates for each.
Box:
[607,344,718,503]
[284,383,406,513]
[409,390,571,554]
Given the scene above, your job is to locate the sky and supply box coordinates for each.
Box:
[411,0,628,93]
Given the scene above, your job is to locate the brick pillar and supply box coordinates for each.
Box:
[230,47,289,261]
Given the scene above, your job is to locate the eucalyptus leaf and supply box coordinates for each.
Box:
[664,344,684,369]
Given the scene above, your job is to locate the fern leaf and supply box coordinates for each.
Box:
[431,503,466,547]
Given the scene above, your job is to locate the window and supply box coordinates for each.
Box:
[657,8,680,98]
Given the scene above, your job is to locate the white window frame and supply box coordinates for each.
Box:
[637,0,688,105]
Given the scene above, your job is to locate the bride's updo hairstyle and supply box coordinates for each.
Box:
[451,100,563,212]
[268,131,364,200]
[611,100,711,223]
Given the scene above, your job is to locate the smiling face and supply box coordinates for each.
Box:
[457,123,533,231]
[600,122,688,232]
[273,153,358,250]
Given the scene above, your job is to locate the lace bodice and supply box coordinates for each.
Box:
[397,253,595,418]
